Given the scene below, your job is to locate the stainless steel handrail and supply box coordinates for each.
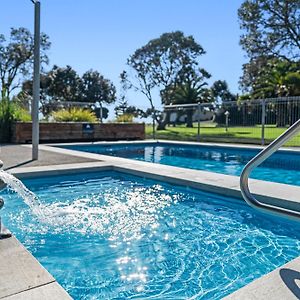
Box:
[240,118,300,220]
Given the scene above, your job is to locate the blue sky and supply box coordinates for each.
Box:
[1,0,247,112]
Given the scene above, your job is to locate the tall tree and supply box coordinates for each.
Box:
[21,73,52,115]
[238,0,300,97]
[0,27,50,98]
[123,31,208,130]
[238,0,300,61]
[164,68,211,127]
[259,60,300,97]
[47,65,82,102]
[21,65,82,115]
[21,67,117,117]
[81,70,116,105]
[114,98,150,119]
[210,80,236,103]
[240,58,300,98]
[239,56,270,94]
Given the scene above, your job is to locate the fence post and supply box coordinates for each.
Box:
[197,103,200,142]
[99,103,103,123]
[261,99,266,145]
[152,109,156,140]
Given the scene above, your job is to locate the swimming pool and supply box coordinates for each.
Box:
[60,142,300,186]
[2,171,300,299]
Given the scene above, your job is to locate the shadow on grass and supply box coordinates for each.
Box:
[235,131,252,135]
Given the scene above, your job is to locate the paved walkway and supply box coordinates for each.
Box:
[0,144,98,170]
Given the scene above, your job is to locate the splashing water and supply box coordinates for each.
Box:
[4,172,300,300]
[0,170,46,219]
[42,185,178,240]
[0,171,178,241]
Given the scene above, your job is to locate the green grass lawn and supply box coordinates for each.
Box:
[145,123,300,147]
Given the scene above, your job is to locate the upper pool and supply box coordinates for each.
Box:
[60,142,300,186]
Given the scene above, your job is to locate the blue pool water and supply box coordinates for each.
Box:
[1,171,300,299]
[61,143,300,186]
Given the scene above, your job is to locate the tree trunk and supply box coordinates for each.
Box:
[164,111,171,126]
[156,111,169,130]
[186,110,193,128]
[156,119,167,130]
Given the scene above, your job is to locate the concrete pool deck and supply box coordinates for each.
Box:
[0,144,98,171]
[1,140,300,299]
[0,232,72,300]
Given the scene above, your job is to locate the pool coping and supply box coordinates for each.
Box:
[50,138,300,153]
[0,226,72,299]
[2,141,300,299]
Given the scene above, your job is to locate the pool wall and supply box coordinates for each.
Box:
[29,142,300,214]
[3,140,300,299]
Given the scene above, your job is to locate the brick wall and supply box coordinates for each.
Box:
[11,122,145,143]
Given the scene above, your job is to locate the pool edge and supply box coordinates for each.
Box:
[0,225,72,299]
[223,255,300,300]
[4,143,300,299]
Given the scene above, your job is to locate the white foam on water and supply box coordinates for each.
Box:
[0,171,178,241]
[42,187,179,240]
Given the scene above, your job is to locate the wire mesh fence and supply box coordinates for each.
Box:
[160,96,300,147]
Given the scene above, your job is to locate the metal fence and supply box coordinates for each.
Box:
[162,96,300,147]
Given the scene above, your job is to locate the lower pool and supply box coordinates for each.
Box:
[59,142,300,186]
[1,171,300,299]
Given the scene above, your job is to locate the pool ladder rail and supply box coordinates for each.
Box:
[0,160,12,239]
[240,118,300,220]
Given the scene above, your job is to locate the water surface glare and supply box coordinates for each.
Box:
[60,143,300,186]
[1,171,300,299]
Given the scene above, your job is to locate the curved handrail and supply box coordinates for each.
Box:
[240,118,300,220]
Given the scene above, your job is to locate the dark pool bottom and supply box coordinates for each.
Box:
[1,171,300,299]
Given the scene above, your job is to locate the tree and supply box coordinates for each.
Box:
[81,70,116,105]
[249,59,300,126]
[114,97,128,117]
[21,65,82,115]
[47,65,82,102]
[210,80,236,103]
[238,0,300,96]
[240,58,300,98]
[238,0,300,61]
[93,106,109,120]
[260,60,300,97]
[239,56,270,94]
[21,67,117,118]
[114,98,150,119]
[0,27,50,98]
[123,31,207,130]
[21,73,52,115]
[164,68,211,127]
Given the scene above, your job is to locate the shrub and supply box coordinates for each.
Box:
[0,98,14,142]
[116,113,134,123]
[0,98,32,141]
[13,106,32,122]
[51,108,98,122]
